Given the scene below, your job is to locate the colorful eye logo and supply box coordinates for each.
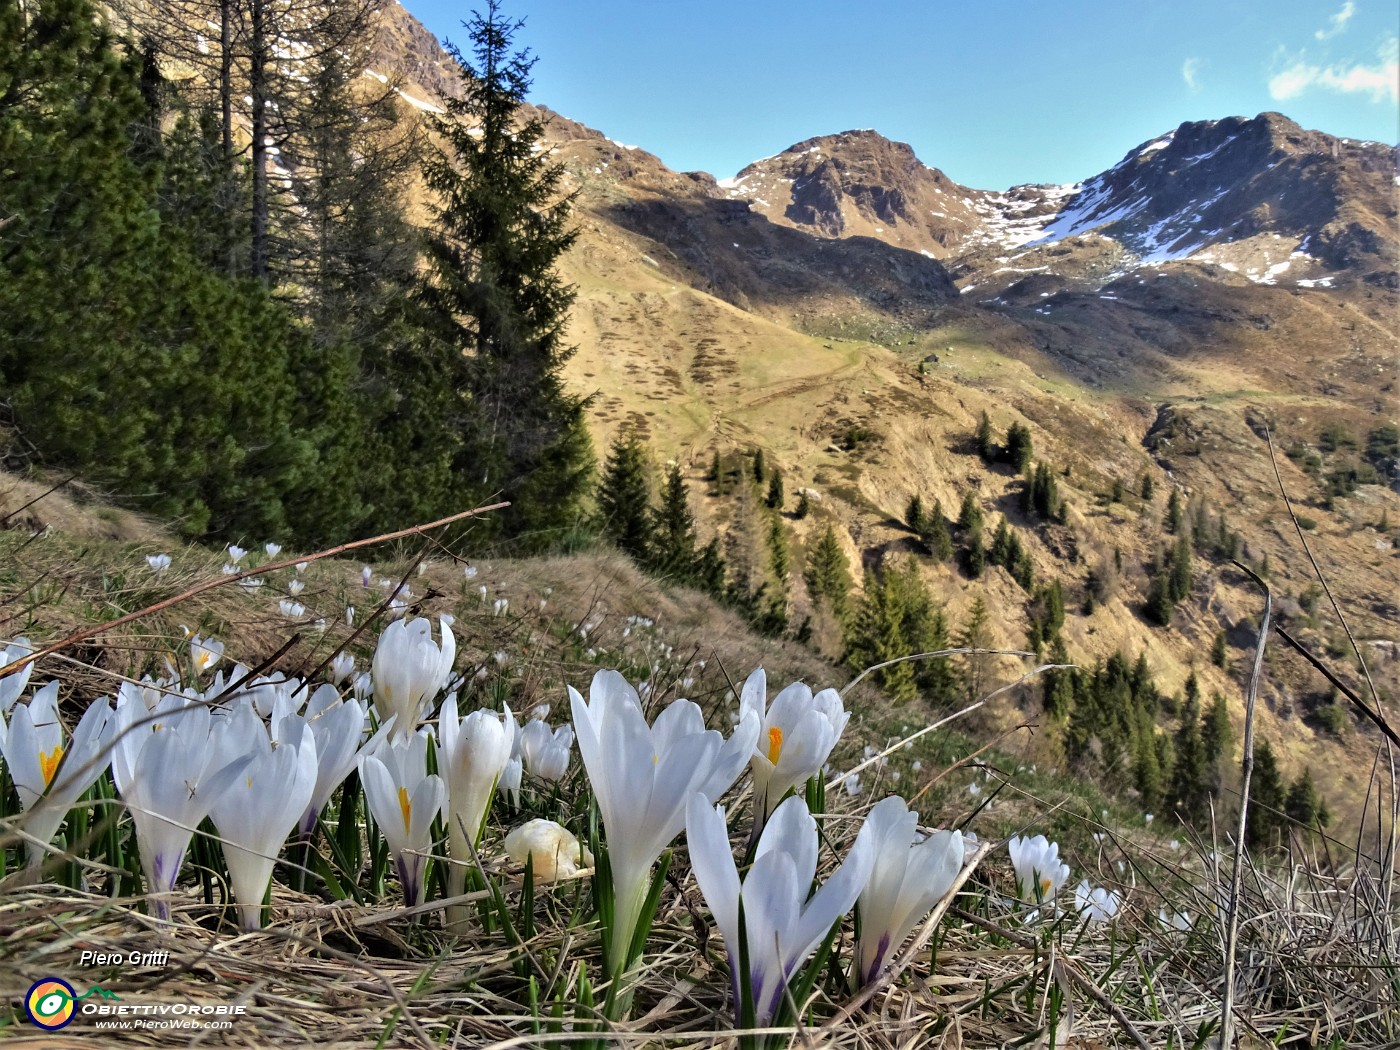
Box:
[26,978,77,1030]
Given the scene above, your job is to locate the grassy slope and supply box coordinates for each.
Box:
[544,151,1400,835]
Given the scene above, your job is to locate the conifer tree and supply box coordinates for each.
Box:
[1134,725,1165,811]
[906,493,928,535]
[695,538,727,597]
[1004,422,1033,473]
[805,525,853,621]
[1166,487,1184,534]
[752,447,766,484]
[1211,629,1229,670]
[1168,693,1208,823]
[956,596,993,705]
[1043,638,1075,719]
[961,535,985,578]
[1201,692,1233,788]
[1145,573,1173,626]
[1,0,312,540]
[844,559,951,703]
[767,513,790,585]
[1140,471,1155,501]
[420,0,593,548]
[1169,532,1193,602]
[989,518,1011,567]
[794,489,811,519]
[924,498,954,561]
[975,411,994,462]
[1246,739,1287,848]
[766,468,784,510]
[597,430,653,559]
[845,566,917,700]
[957,490,984,534]
[650,463,699,582]
[1285,770,1327,831]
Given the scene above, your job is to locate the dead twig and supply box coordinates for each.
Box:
[0,501,509,679]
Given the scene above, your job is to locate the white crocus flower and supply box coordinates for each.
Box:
[438,695,513,926]
[227,545,247,563]
[1008,834,1071,906]
[328,651,355,685]
[571,670,759,985]
[207,706,318,930]
[287,579,304,597]
[189,635,223,675]
[279,599,305,619]
[1073,879,1121,924]
[359,730,445,908]
[0,683,115,868]
[292,684,378,838]
[520,719,573,782]
[739,668,849,824]
[110,691,252,920]
[687,793,874,1026]
[264,542,282,557]
[1159,906,1193,931]
[146,553,172,573]
[504,818,593,881]
[370,616,455,737]
[1,638,35,713]
[855,796,964,988]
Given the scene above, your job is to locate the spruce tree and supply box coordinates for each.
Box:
[845,566,917,701]
[956,596,993,704]
[709,449,725,492]
[1285,769,1322,831]
[1169,532,1193,601]
[1043,638,1075,719]
[597,430,653,559]
[925,499,954,561]
[651,463,699,582]
[695,538,727,597]
[989,518,1011,567]
[766,468,784,510]
[975,411,994,461]
[957,490,984,534]
[1140,471,1155,501]
[1004,422,1033,473]
[752,447,767,484]
[1211,629,1229,670]
[906,493,928,535]
[1168,694,1208,824]
[805,524,853,621]
[1145,571,1174,626]
[420,0,593,548]
[1166,487,1184,534]
[1201,691,1233,785]
[767,513,790,584]
[1246,739,1287,848]
[794,489,811,519]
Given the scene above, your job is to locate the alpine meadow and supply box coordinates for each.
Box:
[0,0,1397,1047]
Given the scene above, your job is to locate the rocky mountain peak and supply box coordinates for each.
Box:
[721,129,981,258]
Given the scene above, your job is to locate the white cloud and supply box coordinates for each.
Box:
[1314,2,1356,41]
[1269,37,1399,103]
[1182,57,1201,91]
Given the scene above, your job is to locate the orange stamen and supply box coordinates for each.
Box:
[767,726,783,765]
[39,745,65,787]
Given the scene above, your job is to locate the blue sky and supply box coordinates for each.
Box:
[402,0,1399,189]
